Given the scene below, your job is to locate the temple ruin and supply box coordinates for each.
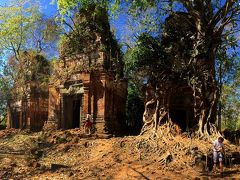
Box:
[7,5,128,134]
[47,69,127,134]
[7,53,50,131]
[7,86,49,131]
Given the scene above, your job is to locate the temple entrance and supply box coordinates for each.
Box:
[62,95,82,129]
[12,110,20,128]
[169,109,188,131]
[169,87,194,132]
[72,99,81,128]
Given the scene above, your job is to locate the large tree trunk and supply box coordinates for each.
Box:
[192,76,218,135]
[140,0,237,136]
[187,14,219,135]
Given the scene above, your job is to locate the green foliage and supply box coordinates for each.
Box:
[123,0,240,133]
[162,12,195,71]
[0,78,11,125]
[124,33,166,130]
[125,33,167,78]
[53,0,109,17]
[5,51,50,98]
[222,116,240,131]
[0,0,61,58]
[0,0,58,124]
[59,4,111,56]
[221,84,240,130]
[58,4,124,78]
[0,0,41,55]
[216,33,240,131]
[54,0,158,15]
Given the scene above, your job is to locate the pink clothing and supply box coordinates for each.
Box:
[85,120,92,127]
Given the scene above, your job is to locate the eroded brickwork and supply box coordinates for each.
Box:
[8,6,127,134]
[47,70,127,134]
[7,87,49,131]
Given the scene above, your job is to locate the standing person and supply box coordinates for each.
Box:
[84,114,92,135]
[213,137,225,174]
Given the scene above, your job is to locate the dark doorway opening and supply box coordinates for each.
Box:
[72,99,80,128]
[62,95,82,129]
[12,110,20,128]
[169,109,187,132]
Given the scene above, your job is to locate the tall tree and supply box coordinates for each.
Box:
[123,0,240,136]
[215,36,239,130]
[0,0,60,124]
[0,0,40,60]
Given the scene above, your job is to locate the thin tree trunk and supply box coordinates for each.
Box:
[154,99,160,131]
[217,61,223,131]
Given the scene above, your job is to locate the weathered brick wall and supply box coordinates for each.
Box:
[28,96,48,131]
[7,87,49,131]
[45,11,127,134]
[102,76,127,134]
[48,85,60,122]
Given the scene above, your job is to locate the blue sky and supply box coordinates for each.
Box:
[40,0,58,17]
[0,0,58,16]
[0,0,127,53]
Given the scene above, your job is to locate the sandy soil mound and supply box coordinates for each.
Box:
[0,129,239,179]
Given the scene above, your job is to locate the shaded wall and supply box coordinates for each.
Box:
[46,71,127,134]
[169,86,195,131]
[7,88,49,131]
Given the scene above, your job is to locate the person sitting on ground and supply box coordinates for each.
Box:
[213,136,225,174]
[84,114,93,135]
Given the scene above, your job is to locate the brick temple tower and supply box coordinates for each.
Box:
[46,5,127,134]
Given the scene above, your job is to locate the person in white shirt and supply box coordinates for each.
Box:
[213,137,225,174]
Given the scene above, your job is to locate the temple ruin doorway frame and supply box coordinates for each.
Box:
[62,94,83,129]
[168,87,195,132]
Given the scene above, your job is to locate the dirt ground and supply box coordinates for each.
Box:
[0,129,239,180]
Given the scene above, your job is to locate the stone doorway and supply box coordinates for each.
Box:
[169,109,188,131]
[62,95,82,129]
[72,99,81,128]
[169,88,194,132]
[12,109,20,128]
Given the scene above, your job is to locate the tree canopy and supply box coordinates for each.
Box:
[0,0,60,123]
[121,0,240,134]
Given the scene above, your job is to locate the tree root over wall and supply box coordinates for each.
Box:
[136,121,233,171]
